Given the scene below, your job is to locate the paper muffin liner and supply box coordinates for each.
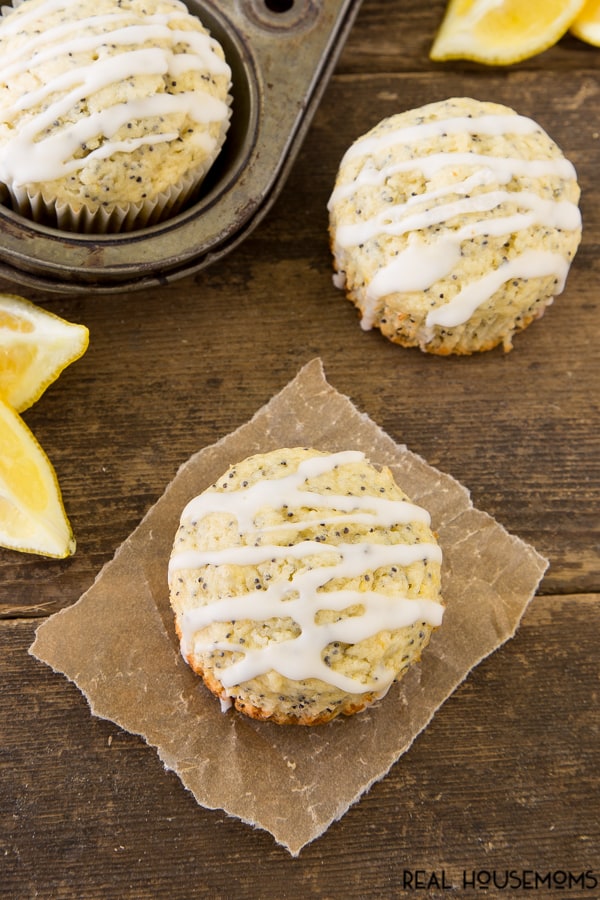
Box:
[6,103,232,235]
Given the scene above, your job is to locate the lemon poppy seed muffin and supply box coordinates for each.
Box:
[0,0,232,232]
[328,97,582,354]
[168,448,444,725]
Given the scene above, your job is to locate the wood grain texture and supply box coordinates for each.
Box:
[0,0,598,895]
[339,0,600,73]
[1,595,597,898]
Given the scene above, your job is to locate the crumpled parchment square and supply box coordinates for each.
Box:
[30,358,548,856]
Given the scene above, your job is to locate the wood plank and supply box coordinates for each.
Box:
[1,594,597,897]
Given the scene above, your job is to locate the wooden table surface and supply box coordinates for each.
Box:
[1,1,598,897]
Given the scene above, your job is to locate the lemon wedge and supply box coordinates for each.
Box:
[430,0,587,64]
[0,397,76,558]
[571,0,600,45]
[0,293,89,413]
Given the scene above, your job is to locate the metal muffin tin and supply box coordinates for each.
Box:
[0,0,362,293]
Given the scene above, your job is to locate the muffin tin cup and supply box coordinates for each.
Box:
[0,0,362,293]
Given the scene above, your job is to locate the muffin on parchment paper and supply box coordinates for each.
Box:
[168,447,444,725]
[0,0,232,232]
[328,97,582,354]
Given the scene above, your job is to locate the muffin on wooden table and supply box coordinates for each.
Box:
[328,97,582,354]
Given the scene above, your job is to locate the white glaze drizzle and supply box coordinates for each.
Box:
[335,189,579,250]
[0,0,231,187]
[339,113,551,166]
[330,112,581,331]
[169,450,444,694]
[359,193,579,330]
[426,250,570,328]
[328,151,577,209]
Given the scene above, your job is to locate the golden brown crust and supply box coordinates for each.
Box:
[187,651,379,725]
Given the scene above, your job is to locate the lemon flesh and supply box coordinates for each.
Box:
[0,397,75,558]
[571,0,600,45]
[0,293,89,413]
[430,0,587,64]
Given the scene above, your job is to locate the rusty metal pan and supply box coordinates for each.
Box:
[0,0,362,294]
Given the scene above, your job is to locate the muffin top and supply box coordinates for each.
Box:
[169,448,444,724]
[328,97,581,354]
[0,0,232,211]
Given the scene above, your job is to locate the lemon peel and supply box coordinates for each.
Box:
[430,0,587,65]
[0,293,89,413]
[571,0,600,45]
[0,397,76,558]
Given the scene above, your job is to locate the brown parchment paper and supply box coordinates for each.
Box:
[30,358,548,856]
